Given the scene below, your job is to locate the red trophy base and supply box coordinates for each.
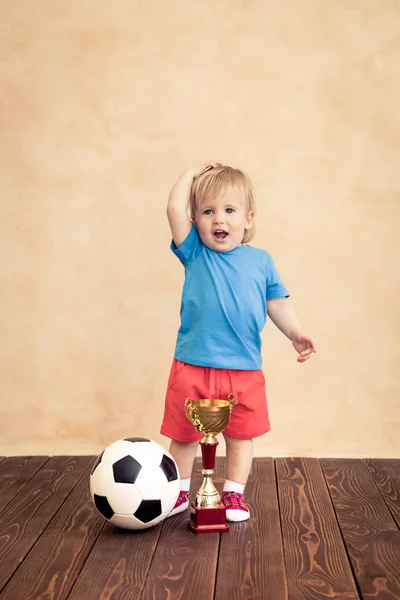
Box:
[189,503,229,533]
[188,439,229,534]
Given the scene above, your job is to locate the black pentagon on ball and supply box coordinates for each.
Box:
[134,499,162,523]
[113,455,142,484]
[160,454,178,482]
[123,437,151,443]
[94,494,114,520]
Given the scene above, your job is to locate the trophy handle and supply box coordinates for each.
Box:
[184,398,193,422]
[227,393,236,408]
[184,399,207,435]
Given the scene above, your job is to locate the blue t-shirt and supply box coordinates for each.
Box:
[171,225,289,370]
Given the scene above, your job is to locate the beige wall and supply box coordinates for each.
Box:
[1,1,399,458]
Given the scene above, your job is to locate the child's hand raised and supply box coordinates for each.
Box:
[191,161,223,179]
[292,334,317,363]
[168,161,223,247]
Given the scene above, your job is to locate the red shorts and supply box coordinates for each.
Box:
[160,359,270,442]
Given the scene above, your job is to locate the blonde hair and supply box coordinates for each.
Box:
[189,166,256,244]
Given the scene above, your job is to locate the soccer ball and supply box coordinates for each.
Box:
[90,437,180,530]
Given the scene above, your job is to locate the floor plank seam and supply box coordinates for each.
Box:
[64,520,107,600]
[318,460,362,600]
[31,457,95,551]
[138,519,165,600]
[0,516,60,595]
[363,459,400,532]
[0,563,23,595]
[0,456,51,518]
[273,458,289,589]
[211,532,223,600]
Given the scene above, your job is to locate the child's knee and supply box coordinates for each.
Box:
[171,439,199,449]
[223,433,253,446]
[169,439,199,455]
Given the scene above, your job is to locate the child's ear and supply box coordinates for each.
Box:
[245,210,255,229]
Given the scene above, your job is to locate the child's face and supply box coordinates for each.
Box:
[193,187,254,252]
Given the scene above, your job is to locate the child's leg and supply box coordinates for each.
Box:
[222,434,253,522]
[168,439,199,516]
[224,434,253,484]
[169,439,199,479]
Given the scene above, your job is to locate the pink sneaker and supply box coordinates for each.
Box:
[169,491,189,517]
[222,491,250,522]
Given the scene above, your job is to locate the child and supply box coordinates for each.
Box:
[161,161,316,522]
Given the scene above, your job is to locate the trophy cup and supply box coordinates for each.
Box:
[184,394,235,533]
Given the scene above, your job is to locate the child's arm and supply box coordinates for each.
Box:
[167,161,221,246]
[267,297,317,363]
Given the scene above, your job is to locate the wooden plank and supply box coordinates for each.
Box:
[0,456,92,592]
[141,457,222,600]
[0,458,104,600]
[365,459,400,529]
[214,457,288,600]
[321,458,400,599]
[0,456,49,513]
[276,457,359,600]
[68,506,165,599]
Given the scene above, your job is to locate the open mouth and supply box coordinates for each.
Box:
[213,229,228,240]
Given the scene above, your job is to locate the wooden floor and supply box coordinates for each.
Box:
[0,456,399,600]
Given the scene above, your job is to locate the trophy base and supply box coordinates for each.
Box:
[188,502,229,534]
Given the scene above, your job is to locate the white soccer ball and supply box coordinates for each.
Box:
[90,437,180,530]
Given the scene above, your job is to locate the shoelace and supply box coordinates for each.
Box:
[223,491,248,510]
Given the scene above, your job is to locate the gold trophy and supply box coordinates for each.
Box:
[184,394,235,533]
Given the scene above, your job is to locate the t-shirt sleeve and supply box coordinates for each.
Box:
[265,253,290,300]
[170,224,203,266]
